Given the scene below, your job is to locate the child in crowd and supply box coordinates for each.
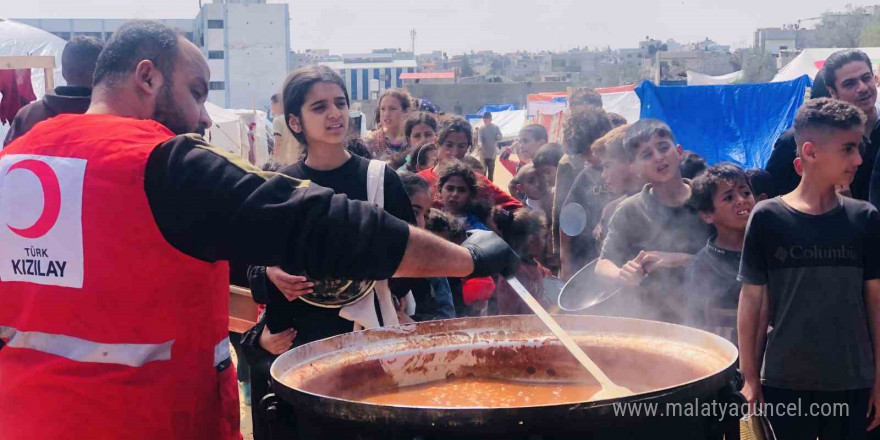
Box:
[365,88,412,160]
[403,143,438,173]
[396,171,456,320]
[595,119,711,323]
[426,209,496,316]
[461,155,487,175]
[592,125,645,249]
[509,163,550,214]
[552,106,612,266]
[682,163,755,343]
[393,112,437,170]
[437,160,490,231]
[418,117,521,211]
[738,98,880,437]
[533,142,564,191]
[744,168,775,201]
[560,125,627,280]
[494,209,553,315]
[569,87,603,108]
[679,150,707,179]
[500,124,549,175]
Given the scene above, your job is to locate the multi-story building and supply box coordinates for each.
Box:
[319,52,416,101]
[15,0,290,109]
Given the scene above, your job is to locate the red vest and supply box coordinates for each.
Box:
[0,114,240,440]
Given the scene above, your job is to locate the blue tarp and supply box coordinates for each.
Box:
[466,104,517,120]
[636,75,811,169]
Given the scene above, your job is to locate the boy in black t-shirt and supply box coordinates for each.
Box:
[595,119,711,323]
[683,163,756,343]
[738,98,880,439]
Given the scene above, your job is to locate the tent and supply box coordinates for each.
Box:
[527,92,567,117]
[772,48,880,82]
[687,70,743,85]
[636,75,811,169]
[466,104,517,120]
[0,19,67,141]
[596,84,640,123]
[204,102,267,166]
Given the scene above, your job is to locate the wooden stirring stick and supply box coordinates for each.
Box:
[506,277,632,400]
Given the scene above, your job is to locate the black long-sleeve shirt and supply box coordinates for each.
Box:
[144,135,410,280]
[765,121,880,201]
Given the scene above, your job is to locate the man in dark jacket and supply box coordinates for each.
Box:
[766,51,880,202]
[3,36,103,146]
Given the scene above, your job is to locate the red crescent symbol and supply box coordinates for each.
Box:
[6,159,62,239]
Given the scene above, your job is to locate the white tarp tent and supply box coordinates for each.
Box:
[600,91,640,124]
[687,70,743,85]
[772,48,880,82]
[0,19,67,141]
[204,102,268,166]
[469,109,527,141]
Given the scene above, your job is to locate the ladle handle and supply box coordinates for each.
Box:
[505,277,615,387]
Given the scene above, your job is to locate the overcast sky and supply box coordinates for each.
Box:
[4,0,875,54]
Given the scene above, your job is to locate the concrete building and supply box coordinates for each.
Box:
[755,28,797,56]
[193,0,290,108]
[15,0,290,109]
[320,52,416,101]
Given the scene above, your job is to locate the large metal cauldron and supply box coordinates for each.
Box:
[264,316,741,440]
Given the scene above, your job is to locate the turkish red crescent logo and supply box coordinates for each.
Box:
[6,159,62,239]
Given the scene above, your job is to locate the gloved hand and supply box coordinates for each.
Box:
[462,230,520,278]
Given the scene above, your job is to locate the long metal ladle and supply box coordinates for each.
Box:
[506,277,632,400]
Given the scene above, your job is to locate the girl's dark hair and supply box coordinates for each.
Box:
[437,160,479,197]
[689,162,751,213]
[494,208,546,256]
[379,88,412,112]
[679,151,707,179]
[404,112,438,139]
[397,171,429,197]
[426,208,465,241]
[409,143,438,172]
[282,65,350,145]
[437,116,473,147]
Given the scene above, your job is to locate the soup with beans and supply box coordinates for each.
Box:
[353,377,602,408]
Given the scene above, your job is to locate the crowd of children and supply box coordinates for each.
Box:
[241,50,880,438]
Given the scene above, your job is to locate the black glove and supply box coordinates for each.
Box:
[462,230,520,278]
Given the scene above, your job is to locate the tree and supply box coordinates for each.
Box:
[810,5,873,48]
[740,49,778,83]
[460,54,475,77]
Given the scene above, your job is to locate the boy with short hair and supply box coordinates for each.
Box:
[739,98,880,438]
[595,119,711,323]
[560,125,627,279]
[500,124,549,175]
[478,112,503,181]
[509,163,549,214]
[682,163,756,343]
[744,168,775,202]
[532,142,564,190]
[592,124,644,255]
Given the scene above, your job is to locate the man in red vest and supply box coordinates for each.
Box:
[0,20,518,440]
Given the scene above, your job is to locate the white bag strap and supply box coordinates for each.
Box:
[340,159,391,331]
[367,159,385,208]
